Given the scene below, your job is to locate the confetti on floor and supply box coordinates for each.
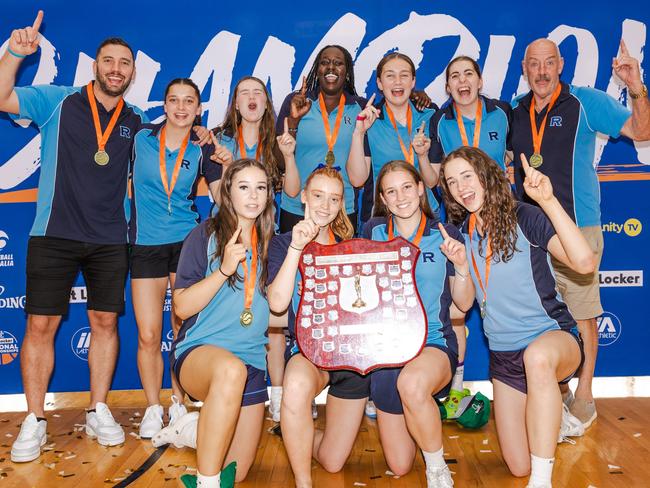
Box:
[482,439,489,445]
[354,483,367,486]
[448,435,459,439]
[634,433,642,437]
[608,464,621,470]
[480,450,492,453]
[385,470,395,476]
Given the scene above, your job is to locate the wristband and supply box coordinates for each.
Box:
[289,244,303,252]
[288,127,298,134]
[7,47,26,59]
[218,266,231,278]
[356,115,367,121]
[454,268,468,279]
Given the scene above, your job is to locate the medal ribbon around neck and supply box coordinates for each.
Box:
[528,83,562,158]
[318,92,346,167]
[327,227,336,244]
[468,213,492,315]
[240,226,259,326]
[237,125,262,160]
[86,82,124,163]
[454,98,483,147]
[384,102,414,165]
[159,125,190,215]
[387,212,426,247]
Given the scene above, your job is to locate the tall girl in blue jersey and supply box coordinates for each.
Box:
[362,161,474,487]
[211,76,299,200]
[347,53,440,208]
[129,78,221,439]
[429,56,514,418]
[440,147,595,488]
[169,158,275,486]
[267,167,362,488]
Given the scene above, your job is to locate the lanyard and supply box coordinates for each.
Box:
[529,83,562,155]
[237,125,262,160]
[86,82,124,165]
[468,213,492,318]
[387,213,426,247]
[454,98,482,147]
[384,102,414,165]
[318,92,346,167]
[240,226,259,327]
[159,125,190,215]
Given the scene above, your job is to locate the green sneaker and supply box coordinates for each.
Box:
[443,388,471,419]
[180,461,237,488]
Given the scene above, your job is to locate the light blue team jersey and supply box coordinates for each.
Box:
[217,132,259,160]
[430,96,512,169]
[365,100,439,210]
[129,122,221,245]
[362,216,458,352]
[171,221,269,370]
[461,203,576,351]
[276,90,365,216]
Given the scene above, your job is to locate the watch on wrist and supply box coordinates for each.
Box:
[629,84,648,100]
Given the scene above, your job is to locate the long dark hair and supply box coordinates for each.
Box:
[164,78,202,126]
[304,167,354,240]
[439,147,518,262]
[214,76,280,189]
[207,158,275,293]
[372,160,435,220]
[304,45,357,95]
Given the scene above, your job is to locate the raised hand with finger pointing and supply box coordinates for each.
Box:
[7,10,43,58]
[289,76,312,123]
[412,121,431,157]
[438,222,468,269]
[209,130,235,167]
[277,118,296,157]
[354,93,379,134]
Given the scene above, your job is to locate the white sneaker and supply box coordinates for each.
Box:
[365,400,377,419]
[10,413,47,462]
[151,411,198,449]
[168,395,188,426]
[86,402,125,446]
[557,403,585,444]
[312,399,318,419]
[139,404,164,439]
[525,483,552,488]
[425,465,454,488]
[269,386,282,423]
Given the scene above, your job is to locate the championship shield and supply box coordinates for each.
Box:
[296,237,427,374]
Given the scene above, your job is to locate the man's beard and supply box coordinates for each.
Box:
[94,70,132,97]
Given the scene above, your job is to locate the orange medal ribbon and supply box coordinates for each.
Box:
[387,212,426,247]
[468,214,492,318]
[384,102,414,164]
[528,83,562,167]
[454,98,483,147]
[237,126,262,160]
[159,125,190,216]
[86,82,124,166]
[328,228,336,244]
[318,93,346,167]
[240,226,259,327]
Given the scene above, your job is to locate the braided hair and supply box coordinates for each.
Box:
[304,45,357,96]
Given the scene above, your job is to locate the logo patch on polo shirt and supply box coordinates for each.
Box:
[119,126,131,138]
[550,116,562,127]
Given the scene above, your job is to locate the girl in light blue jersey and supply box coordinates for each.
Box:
[440,147,595,488]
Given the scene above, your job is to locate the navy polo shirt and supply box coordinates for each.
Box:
[12,83,147,244]
[510,82,630,227]
[276,89,365,216]
[129,122,221,245]
[430,95,512,169]
[460,202,576,351]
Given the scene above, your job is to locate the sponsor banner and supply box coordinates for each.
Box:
[599,270,643,287]
[597,312,622,347]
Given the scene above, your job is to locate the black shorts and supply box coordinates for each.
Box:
[489,330,585,394]
[130,242,183,279]
[369,344,457,415]
[279,209,358,235]
[26,236,128,316]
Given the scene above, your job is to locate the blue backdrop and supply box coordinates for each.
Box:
[1,0,648,393]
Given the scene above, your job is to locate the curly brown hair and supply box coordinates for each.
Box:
[439,147,518,262]
[304,167,354,240]
[207,158,275,293]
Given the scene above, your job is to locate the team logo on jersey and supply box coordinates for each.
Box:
[549,116,562,127]
[597,311,622,346]
[119,126,131,138]
[0,330,19,366]
[71,327,92,361]
[0,231,14,268]
[0,285,26,309]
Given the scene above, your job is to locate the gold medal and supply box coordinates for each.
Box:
[325,150,335,167]
[94,150,110,166]
[529,153,543,168]
[240,308,254,327]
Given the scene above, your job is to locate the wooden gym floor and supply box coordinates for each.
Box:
[0,390,648,487]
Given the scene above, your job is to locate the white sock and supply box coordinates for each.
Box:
[451,363,464,392]
[196,471,220,487]
[529,454,554,486]
[270,386,283,403]
[422,446,446,470]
